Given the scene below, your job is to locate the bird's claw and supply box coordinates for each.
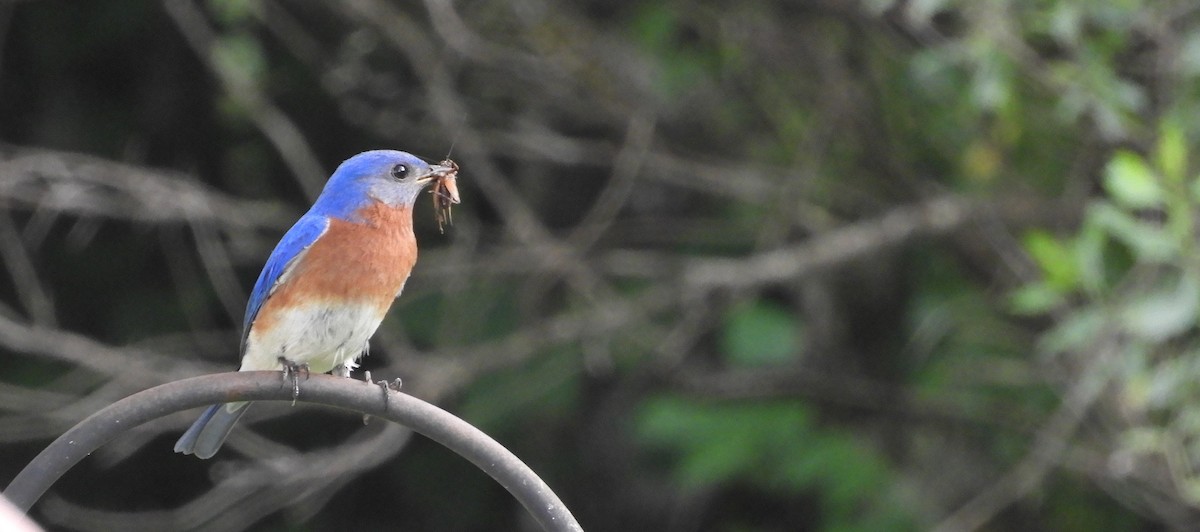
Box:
[381,376,403,392]
[361,371,403,424]
[277,356,309,406]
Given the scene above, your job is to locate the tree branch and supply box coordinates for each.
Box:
[3,372,582,532]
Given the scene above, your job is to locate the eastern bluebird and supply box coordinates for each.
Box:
[174,150,457,459]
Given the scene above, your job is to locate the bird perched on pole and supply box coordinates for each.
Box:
[175,150,459,459]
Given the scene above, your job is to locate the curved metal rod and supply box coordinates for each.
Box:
[2,372,583,532]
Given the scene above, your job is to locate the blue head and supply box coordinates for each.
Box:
[310,150,454,219]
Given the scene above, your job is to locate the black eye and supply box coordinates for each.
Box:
[391,164,409,180]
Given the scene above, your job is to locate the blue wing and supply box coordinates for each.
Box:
[240,214,329,354]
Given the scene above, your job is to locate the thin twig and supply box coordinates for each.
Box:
[162,0,328,200]
[0,210,56,325]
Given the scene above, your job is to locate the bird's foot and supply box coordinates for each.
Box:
[361,371,403,424]
[277,356,310,406]
[333,364,352,378]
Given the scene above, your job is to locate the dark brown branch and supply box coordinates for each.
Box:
[684,195,1064,289]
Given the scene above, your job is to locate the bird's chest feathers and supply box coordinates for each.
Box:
[241,203,416,372]
[283,203,416,307]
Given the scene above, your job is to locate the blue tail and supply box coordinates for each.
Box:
[174,402,251,459]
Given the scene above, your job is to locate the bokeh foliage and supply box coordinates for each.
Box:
[3,0,1200,531]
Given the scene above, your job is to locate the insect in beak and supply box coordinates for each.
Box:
[425,159,461,233]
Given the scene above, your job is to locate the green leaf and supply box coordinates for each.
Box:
[635,395,913,529]
[212,33,266,88]
[1157,119,1187,183]
[721,299,801,366]
[635,396,813,487]
[1009,282,1066,315]
[970,47,1012,111]
[207,0,254,25]
[1038,308,1103,355]
[1104,150,1162,209]
[1048,4,1082,44]
[1022,230,1078,291]
[1073,221,1108,295]
[1121,274,1200,341]
[1181,30,1200,76]
[1183,479,1200,505]
[1088,202,1176,261]
[631,4,674,51]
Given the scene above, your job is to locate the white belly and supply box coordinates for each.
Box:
[240,302,386,374]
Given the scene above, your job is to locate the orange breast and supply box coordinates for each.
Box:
[251,201,417,332]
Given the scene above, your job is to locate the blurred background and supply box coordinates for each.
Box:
[2,1,1200,530]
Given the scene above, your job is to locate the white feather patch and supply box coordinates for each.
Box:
[241,302,387,375]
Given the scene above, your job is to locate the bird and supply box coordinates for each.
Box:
[174,150,457,459]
